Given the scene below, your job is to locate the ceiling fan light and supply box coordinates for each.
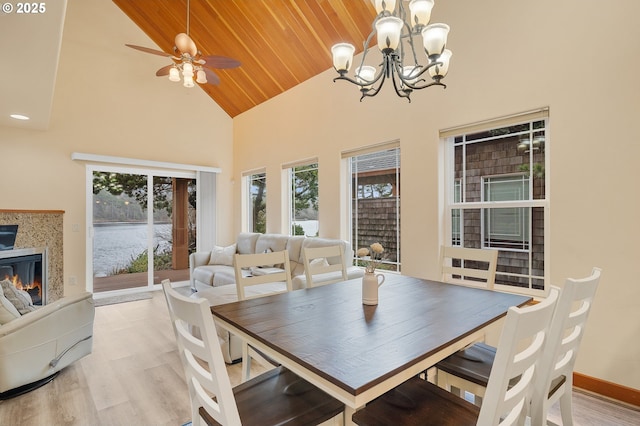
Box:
[182,62,194,76]
[196,69,207,84]
[169,66,181,82]
[183,75,195,88]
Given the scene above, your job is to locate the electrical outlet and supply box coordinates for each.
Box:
[72,224,80,232]
[69,276,77,286]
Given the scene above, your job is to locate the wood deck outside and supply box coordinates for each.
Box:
[93,268,189,292]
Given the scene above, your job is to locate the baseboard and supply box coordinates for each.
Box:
[574,372,640,407]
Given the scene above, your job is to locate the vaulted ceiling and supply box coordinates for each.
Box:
[112,0,377,117]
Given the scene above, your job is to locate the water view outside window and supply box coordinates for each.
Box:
[248,172,266,233]
[92,171,196,292]
[289,163,319,237]
[349,147,401,272]
[446,117,548,292]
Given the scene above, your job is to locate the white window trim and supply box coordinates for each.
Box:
[441,110,550,298]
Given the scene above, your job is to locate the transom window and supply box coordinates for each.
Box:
[444,109,548,295]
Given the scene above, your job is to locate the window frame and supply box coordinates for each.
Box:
[344,143,401,273]
[284,160,319,237]
[246,171,267,233]
[442,109,549,297]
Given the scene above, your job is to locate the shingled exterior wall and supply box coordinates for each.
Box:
[455,135,545,289]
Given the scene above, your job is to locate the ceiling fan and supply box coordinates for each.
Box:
[125,0,240,87]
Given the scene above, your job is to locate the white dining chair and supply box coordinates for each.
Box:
[439,245,499,289]
[233,250,293,381]
[352,286,560,426]
[302,245,348,288]
[436,268,601,425]
[161,280,344,426]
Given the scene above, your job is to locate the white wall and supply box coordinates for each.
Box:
[0,0,234,295]
[233,0,640,389]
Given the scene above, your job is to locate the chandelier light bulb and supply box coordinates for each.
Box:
[422,23,450,60]
[331,43,356,73]
[376,16,404,53]
[374,0,397,14]
[428,49,452,79]
[356,66,376,90]
[402,65,420,85]
[409,0,434,31]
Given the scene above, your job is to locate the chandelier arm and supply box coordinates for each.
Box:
[391,71,412,102]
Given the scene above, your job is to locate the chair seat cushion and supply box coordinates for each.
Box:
[200,366,344,426]
[352,376,479,426]
[436,342,495,386]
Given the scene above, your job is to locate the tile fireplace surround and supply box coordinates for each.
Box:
[0,210,64,302]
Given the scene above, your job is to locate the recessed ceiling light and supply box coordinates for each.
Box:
[10,114,30,120]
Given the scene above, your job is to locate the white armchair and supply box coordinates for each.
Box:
[0,292,95,398]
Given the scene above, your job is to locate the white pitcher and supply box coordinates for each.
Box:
[362,272,385,305]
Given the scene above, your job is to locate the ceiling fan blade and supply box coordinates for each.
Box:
[155,64,174,77]
[202,68,221,85]
[200,55,241,69]
[125,44,174,58]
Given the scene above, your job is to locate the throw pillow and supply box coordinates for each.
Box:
[0,279,36,315]
[0,285,20,325]
[208,244,237,266]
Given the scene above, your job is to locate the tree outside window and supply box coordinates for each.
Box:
[290,163,319,236]
[248,172,266,233]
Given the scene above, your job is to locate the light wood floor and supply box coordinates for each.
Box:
[1,290,638,425]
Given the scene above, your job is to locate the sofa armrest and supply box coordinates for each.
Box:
[190,251,213,290]
[0,292,95,393]
[0,292,94,338]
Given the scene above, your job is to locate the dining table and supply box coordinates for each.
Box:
[211,273,532,425]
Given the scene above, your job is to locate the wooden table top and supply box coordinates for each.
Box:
[211,274,531,399]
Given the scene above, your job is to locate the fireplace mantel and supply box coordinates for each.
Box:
[0,210,64,301]
[0,209,65,214]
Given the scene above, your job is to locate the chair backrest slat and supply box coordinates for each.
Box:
[439,245,498,289]
[303,245,348,288]
[233,250,293,300]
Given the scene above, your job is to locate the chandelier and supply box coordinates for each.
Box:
[331,0,452,102]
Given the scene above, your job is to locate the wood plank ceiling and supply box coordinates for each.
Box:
[112,0,377,117]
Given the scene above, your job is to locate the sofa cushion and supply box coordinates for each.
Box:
[193,265,233,287]
[208,244,237,266]
[0,286,20,325]
[236,232,261,255]
[0,279,37,315]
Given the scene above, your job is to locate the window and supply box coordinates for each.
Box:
[286,162,319,236]
[443,109,548,294]
[247,172,266,233]
[345,144,401,272]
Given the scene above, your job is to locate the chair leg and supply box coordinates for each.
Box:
[559,390,574,426]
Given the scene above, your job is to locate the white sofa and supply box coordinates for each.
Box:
[189,233,364,363]
[0,292,95,397]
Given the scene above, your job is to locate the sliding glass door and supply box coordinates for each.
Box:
[90,167,196,293]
